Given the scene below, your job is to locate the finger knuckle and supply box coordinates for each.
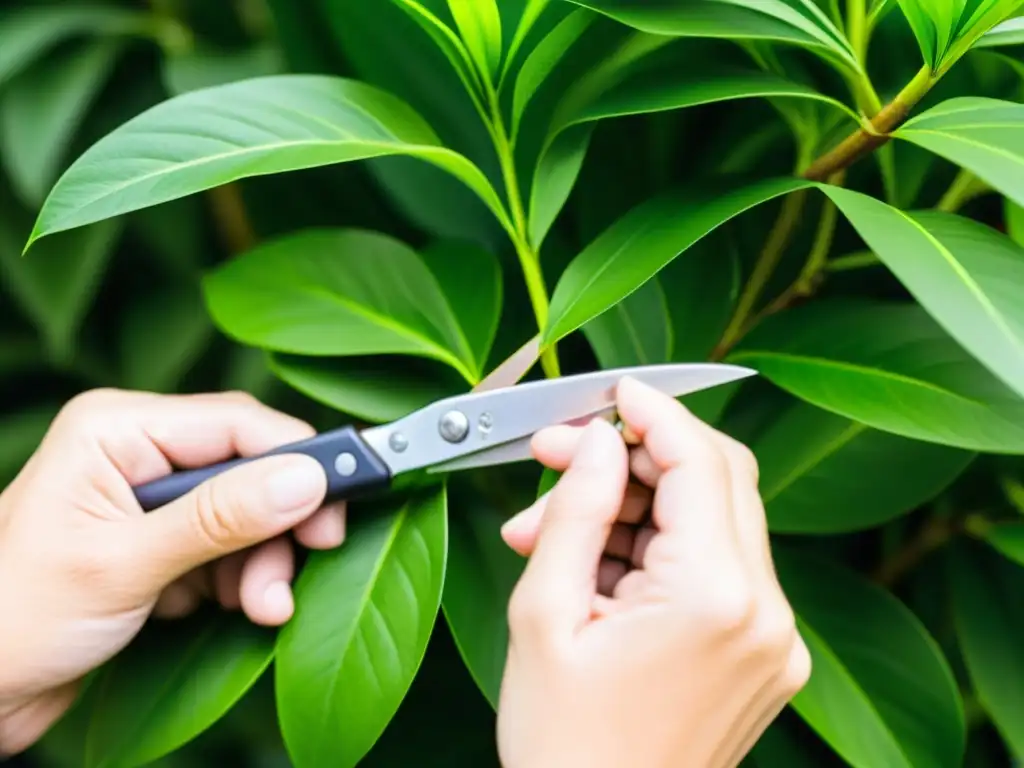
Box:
[784,637,813,694]
[724,437,759,483]
[507,580,556,639]
[699,583,757,635]
[55,388,124,431]
[748,602,797,657]
[191,482,240,550]
[221,390,261,406]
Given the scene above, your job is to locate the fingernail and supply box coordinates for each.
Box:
[574,420,617,469]
[267,458,326,515]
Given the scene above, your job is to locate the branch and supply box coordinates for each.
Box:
[802,64,934,182]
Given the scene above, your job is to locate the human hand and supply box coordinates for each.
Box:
[496,377,810,768]
[0,389,344,754]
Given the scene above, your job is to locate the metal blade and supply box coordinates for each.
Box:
[360,363,755,477]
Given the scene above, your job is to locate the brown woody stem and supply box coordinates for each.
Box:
[802,64,934,182]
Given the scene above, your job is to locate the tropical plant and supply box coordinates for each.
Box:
[7,0,1024,766]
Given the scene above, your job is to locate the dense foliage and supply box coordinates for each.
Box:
[6,0,1024,765]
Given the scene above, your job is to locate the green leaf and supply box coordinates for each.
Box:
[776,548,965,768]
[895,97,1024,212]
[418,240,503,374]
[511,9,594,138]
[816,188,1024,403]
[161,44,284,97]
[528,67,847,249]
[950,539,1024,761]
[980,521,1024,566]
[504,0,555,76]
[269,354,464,424]
[84,610,274,768]
[0,403,58,487]
[27,75,512,248]
[203,228,482,384]
[0,4,145,89]
[976,14,1024,47]
[1007,196,1024,245]
[582,276,672,368]
[0,217,122,365]
[729,300,1024,453]
[442,477,528,707]
[276,487,448,768]
[0,38,122,206]
[543,177,808,346]
[566,0,858,70]
[661,230,740,363]
[448,0,503,80]
[895,0,944,65]
[118,281,214,393]
[753,399,974,533]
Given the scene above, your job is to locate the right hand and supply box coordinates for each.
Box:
[495,377,810,768]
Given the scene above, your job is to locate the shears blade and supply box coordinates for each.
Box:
[361,362,755,476]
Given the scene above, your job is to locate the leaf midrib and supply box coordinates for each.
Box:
[762,420,866,504]
[316,506,409,752]
[795,617,914,767]
[729,349,990,408]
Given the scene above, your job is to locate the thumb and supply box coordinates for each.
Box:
[131,454,327,587]
[513,418,628,635]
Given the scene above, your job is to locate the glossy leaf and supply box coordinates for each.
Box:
[730,300,1024,453]
[203,228,482,384]
[976,14,1024,47]
[543,177,809,345]
[1007,197,1024,246]
[566,0,858,70]
[528,68,847,249]
[0,39,122,206]
[981,521,1024,566]
[0,4,144,88]
[950,539,1024,760]
[118,281,214,393]
[418,240,503,374]
[269,354,464,424]
[582,276,672,368]
[276,487,448,768]
[0,217,122,365]
[27,75,512,247]
[448,0,503,79]
[895,97,1024,212]
[511,9,593,137]
[777,548,965,768]
[442,477,528,707]
[753,399,974,533]
[504,0,555,76]
[895,0,1023,66]
[819,188,1024,403]
[85,610,275,768]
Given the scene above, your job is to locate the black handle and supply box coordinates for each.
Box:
[133,426,393,512]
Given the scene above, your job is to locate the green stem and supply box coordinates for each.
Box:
[847,0,868,63]
[713,189,809,359]
[487,89,560,378]
[873,513,959,587]
[826,250,880,271]
[936,168,992,212]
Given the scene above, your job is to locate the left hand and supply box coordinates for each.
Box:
[0,389,345,754]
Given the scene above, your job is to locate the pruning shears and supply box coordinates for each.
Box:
[132,363,756,512]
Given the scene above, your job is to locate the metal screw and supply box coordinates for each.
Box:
[334,452,358,477]
[478,412,493,434]
[439,410,470,443]
[389,432,409,453]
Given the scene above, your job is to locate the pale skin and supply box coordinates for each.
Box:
[0,377,809,766]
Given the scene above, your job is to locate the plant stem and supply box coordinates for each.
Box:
[488,91,560,378]
[802,64,934,181]
[873,513,962,587]
[208,184,257,255]
[712,189,808,359]
[826,250,879,271]
[936,168,991,212]
[748,171,845,327]
[847,0,868,63]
